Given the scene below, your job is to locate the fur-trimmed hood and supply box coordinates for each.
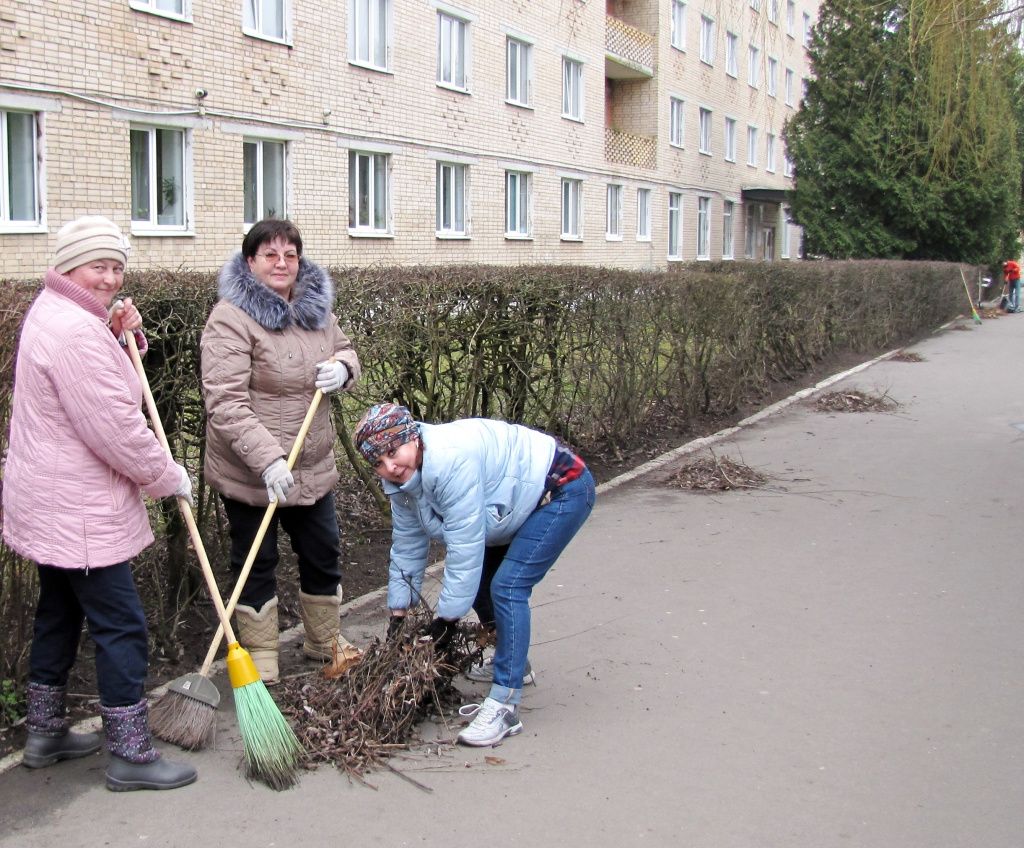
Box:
[217,251,334,332]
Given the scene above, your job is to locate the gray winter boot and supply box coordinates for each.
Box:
[22,681,101,769]
[101,700,197,792]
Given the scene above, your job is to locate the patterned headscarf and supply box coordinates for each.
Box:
[354,403,419,464]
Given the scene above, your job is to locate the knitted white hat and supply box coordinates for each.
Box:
[54,216,131,274]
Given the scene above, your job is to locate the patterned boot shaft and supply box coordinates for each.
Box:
[26,682,68,737]
[101,700,160,764]
[299,588,354,660]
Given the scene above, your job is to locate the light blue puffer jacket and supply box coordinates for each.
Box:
[384,419,555,619]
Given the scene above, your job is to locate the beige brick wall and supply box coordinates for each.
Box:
[0,0,815,277]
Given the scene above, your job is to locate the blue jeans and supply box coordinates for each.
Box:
[29,562,148,707]
[486,468,596,705]
[1009,280,1021,312]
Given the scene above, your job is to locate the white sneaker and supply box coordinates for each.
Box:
[456,697,523,746]
[465,656,536,686]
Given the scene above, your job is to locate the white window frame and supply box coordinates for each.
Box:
[784,150,794,178]
[243,138,288,225]
[747,125,758,167]
[636,187,651,241]
[725,32,739,77]
[436,161,468,237]
[698,107,712,155]
[562,56,584,121]
[670,97,685,148]
[606,183,623,240]
[243,0,291,44]
[785,68,795,105]
[803,12,812,46]
[349,0,391,72]
[768,0,779,24]
[699,15,715,65]
[696,195,711,259]
[0,109,42,231]
[724,116,737,162]
[786,0,796,35]
[348,149,391,235]
[505,170,531,238]
[561,177,583,240]
[767,56,778,97]
[766,133,776,172]
[745,203,759,259]
[671,0,687,51]
[748,44,760,88]
[722,200,734,259]
[437,9,470,92]
[668,191,682,260]
[129,0,190,22]
[780,207,791,258]
[749,0,760,10]
[506,36,533,107]
[130,124,192,234]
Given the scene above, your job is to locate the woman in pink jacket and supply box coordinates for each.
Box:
[3,217,196,792]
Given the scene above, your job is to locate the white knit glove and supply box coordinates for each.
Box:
[314,360,349,394]
[262,458,294,504]
[172,464,194,508]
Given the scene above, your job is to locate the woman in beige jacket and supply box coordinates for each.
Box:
[201,218,361,683]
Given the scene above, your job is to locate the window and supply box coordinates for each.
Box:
[637,188,651,240]
[437,11,469,90]
[348,150,390,233]
[130,126,188,229]
[0,110,39,226]
[784,150,794,177]
[725,32,739,77]
[699,16,715,64]
[698,107,712,155]
[748,45,760,87]
[766,133,776,172]
[745,203,757,258]
[505,170,531,237]
[696,196,710,259]
[668,192,682,259]
[785,68,795,105]
[606,184,623,239]
[803,12,812,45]
[243,139,286,224]
[670,97,685,147]
[767,57,778,97]
[749,0,760,10]
[747,125,758,166]
[671,0,686,50]
[562,57,584,120]
[561,178,582,238]
[768,0,779,23]
[786,0,795,35]
[131,0,188,18]
[723,200,734,259]
[244,0,288,42]
[350,0,390,71]
[436,162,467,236]
[506,37,532,106]
[724,117,737,162]
[780,207,791,258]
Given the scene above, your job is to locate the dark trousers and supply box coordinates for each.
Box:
[29,562,148,707]
[221,492,341,609]
[472,544,509,631]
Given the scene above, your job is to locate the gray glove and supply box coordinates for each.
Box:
[262,458,294,504]
[173,464,194,508]
[314,360,349,394]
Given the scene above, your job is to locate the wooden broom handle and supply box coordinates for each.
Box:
[123,327,239,646]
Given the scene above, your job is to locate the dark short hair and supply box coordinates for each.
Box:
[241,219,304,260]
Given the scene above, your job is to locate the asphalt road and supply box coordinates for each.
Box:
[1,311,1021,848]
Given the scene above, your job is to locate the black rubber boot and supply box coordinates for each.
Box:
[23,682,101,769]
[101,700,197,792]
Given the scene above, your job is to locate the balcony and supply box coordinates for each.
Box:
[605,127,657,170]
[605,15,655,79]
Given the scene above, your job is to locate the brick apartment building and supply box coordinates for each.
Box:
[0,0,815,275]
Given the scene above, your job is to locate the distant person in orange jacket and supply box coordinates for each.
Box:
[1003,259,1021,313]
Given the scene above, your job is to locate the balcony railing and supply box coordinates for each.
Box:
[605,15,654,77]
[605,127,657,170]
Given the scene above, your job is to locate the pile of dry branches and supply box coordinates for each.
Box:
[277,610,484,783]
[666,453,767,491]
[891,351,924,362]
[814,389,899,413]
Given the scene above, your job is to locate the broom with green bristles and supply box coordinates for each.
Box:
[124,329,304,790]
[960,268,983,325]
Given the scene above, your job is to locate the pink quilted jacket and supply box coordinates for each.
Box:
[2,269,182,569]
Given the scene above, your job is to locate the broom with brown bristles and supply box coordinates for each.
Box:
[125,329,304,790]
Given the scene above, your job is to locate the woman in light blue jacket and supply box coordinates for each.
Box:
[354,403,596,747]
